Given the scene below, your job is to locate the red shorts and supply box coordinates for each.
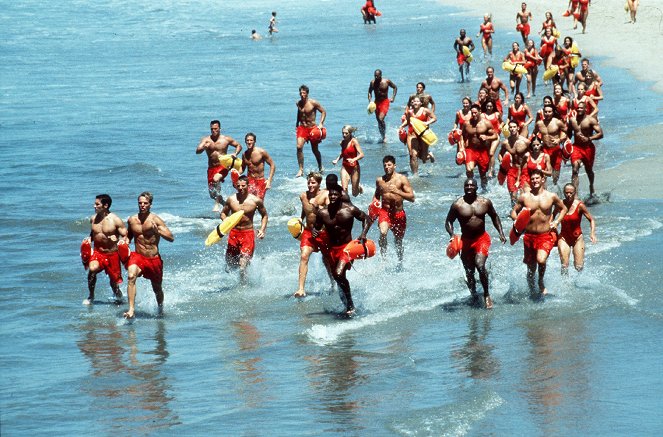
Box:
[461,231,491,260]
[328,243,352,268]
[517,23,531,36]
[226,228,256,260]
[378,208,407,238]
[207,165,227,195]
[300,228,330,255]
[506,165,521,193]
[523,231,558,264]
[495,98,503,115]
[296,126,320,144]
[127,252,163,283]
[465,147,490,173]
[90,250,123,284]
[248,177,267,199]
[457,52,466,65]
[543,146,563,171]
[375,98,390,116]
[571,142,595,169]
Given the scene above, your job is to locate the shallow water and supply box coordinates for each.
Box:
[2,0,663,435]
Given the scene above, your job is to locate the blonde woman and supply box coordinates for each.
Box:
[332,125,364,196]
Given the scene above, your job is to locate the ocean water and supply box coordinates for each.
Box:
[2,0,663,435]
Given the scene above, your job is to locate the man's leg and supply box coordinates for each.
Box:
[475,254,492,308]
[124,264,141,318]
[296,136,307,177]
[295,246,314,297]
[310,141,323,172]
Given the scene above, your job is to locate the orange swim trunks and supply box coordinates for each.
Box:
[456,52,466,65]
[375,98,390,116]
[296,126,322,144]
[522,230,558,264]
[465,147,490,173]
[461,231,491,260]
[328,243,352,269]
[248,177,267,199]
[378,208,407,238]
[127,252,163,283]
[543,146,564,171]
[90,250,123,284]
[571,142,595,169]
[300,228,330,256]
[226,228,256,261]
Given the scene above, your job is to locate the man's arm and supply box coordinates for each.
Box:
[486,200,507,243]
[368,80,374,102]
[398,176,415,202]
[114,215,128,242]
[354,206,373,241]
[153,215,175,242]
[256,199,268,239]
[313,100,326,126]
[264,150,276,189]
[500,80,510,102]
[590,118,604,141]
[196,137,209,154]
[550,194,568,229]
[389,80,398,102]
[228,137,242,157]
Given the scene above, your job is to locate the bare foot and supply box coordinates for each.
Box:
[295,170,303,178]
[123,310,135,319]
[293,290,306,298]
[345,308,356,317]
[484,295,493,309]
[83,298,93,306]
[427,152,436,163]
[212,203,221,212]
[541,288,548,295]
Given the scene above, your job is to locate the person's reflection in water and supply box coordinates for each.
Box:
[231,320,268,408]
[453,313,500,379]
[77,319,179,432]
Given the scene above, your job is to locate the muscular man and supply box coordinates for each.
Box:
[481,66,509,114]
[460,104,497,190]
[446,178,506,308]
[532,104,567,186]
[516,2,533,45]
[296,85,326,177]
[83,194,127,305]
[221,176,268,284]
[407,82,436,113]
[368,69,397,143]
[501,121,531,204]
[196,120,242,211]
[241,132,276,200]
[511,169,567,298]
[373,155,415,269]
[124,192,174,319]
[294,172,332,298]
[568,102,603,198]
[314,180,371,316]
[453,29,475,83]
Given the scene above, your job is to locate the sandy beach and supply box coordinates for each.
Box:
[437,0,663,199]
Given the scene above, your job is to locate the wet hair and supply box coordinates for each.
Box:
[326,173,339,185]
[515,92,526,103]
[543,95,553,104]
[563,183,576,192]
[245,132,256,141]
[307,172,322,183]
[138,192,153,203]
[96,194,112,208]
[272,11,276,16]
[210,120,220,127]
[464,178,478,187]
[299,84,309,93]
[470,103,482,112]
[481,98,495,112]
[462,96,472,105]
[530,168,544,178]
[383,155,396,164]
[564,36,573,45]
[417,82,426,89]
[486,66,494,74]
[543,104,556,113]
[237,175,249,184]
[374,69,382,76]
[342,125,357,134]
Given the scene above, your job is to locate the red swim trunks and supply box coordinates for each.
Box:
[378,208,407,238]
[517,23,531,37]
[328,243,352,269]
[522,230,558,264]
[300,228,330,255]
[571,142,595,169]
[460,231,491,260]
[506,165,522,193]
[296,126,323,144]
[248,177,267,199]
[90,250,123,284]
[226,228,256,260]
[207,165,228,195]
[543,146,563,171]
[465,147,490,173]
[457,52,466,65]
[375,98,390,116]
[127,252,163,283]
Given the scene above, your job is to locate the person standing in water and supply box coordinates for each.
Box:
[368,69,397,143]
[555,183,596,275]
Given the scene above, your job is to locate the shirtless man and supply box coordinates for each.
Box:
[221,176,268,284]
[575,58,602,87]
[196,120,242,211]
[296,85,326,177]
[368,69,397,143]
[453,29,475,83]
[460,104,497,190]
[124,192,174,319]
[373,155,415,270]
[446,178,506,309]
[516,2,533,45]
[511,169,567,298]
[532,104,567,186]
[568,102,603,198]
[407,82,436,113]
[481,66,509,115]
[83,194,127,305]
[293,172,333,298]
[314,180,371,316]
[500,121,531,204]
[241,132,276,200]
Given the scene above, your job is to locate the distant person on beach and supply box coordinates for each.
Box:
[627,0,639,23]
[361,0,380,24]
[578,0,590,33]
[295,85,326,177]
[504,42,526,95]
[516,2,533,45]
[477,14,494,58]
[568,101,603,198]
[313,179,371,317]
[511,168,567,298]
[407,82,436,113]
[564,0,580,29]
[453,29,475,83]
[83,194,127,305]
[294,172,333,298]
[124,192,174,319]
[555,183,597,275]
[524,39,542,98]
[268,11,278,35]
[221,175,268,284]
[368,69,397,143]
[400,96,437,175]
[539,11,557,37]
[332,125,364,197]
[446,178,506,309]
[532,104,567,186]
[460,104,497,190]
[241,132,275,200]
[251,30,262,40]
[373,155,415,270]
[196,120,242,211]
[481,66,509,115]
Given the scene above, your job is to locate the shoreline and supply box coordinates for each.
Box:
[437,0,663,200]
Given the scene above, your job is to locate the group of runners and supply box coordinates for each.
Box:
[82,4,607,318]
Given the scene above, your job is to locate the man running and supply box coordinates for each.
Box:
[532,104,567,186]
[460,104,497,190]
[481,66,509,114]
[516,2,533,45]
[407,82,436,113]
[368,69,397,143]
[453,29,475,83]
[295,85,326,177]
[568,101,603,198]
[241,132,276,200]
